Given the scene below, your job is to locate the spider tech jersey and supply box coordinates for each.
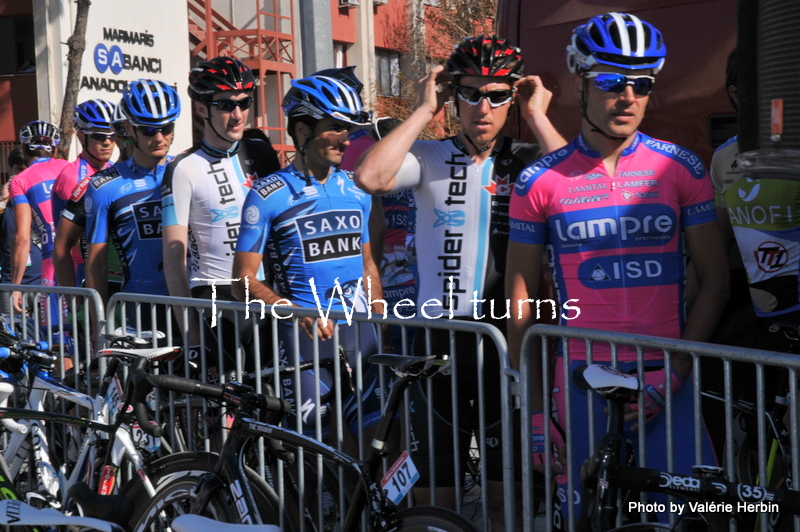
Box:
[85,157,170,295]
[509,132,716,360]
[392,136,541,317]
[236,165,371,312]
[162,138,280,287]
[9,157,70,262]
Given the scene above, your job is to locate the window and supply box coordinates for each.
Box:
[334,43,346,68]
[0,17,35,75]
[375,50,400,96]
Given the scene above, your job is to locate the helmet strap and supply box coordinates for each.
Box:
[204,104,239,147]
[580,77,630,142]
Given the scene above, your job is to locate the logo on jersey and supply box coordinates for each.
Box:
[71,177,91,201]
[84,196,93,214]
[120,183,133,195]
[132,200,163,239]
[91,169,120,190]
[551,204,676,250]
[568,183,608,194]
[296,209,362,263]
[244,205,260,224]
[738,179,760,202]
[256,175,286,199]
[580,252,679,289]
[434,209,465,227]
[211,206,239,222]
[755,241,789,273]
[483,174,511,196]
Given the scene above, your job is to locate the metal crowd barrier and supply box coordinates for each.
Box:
[519,324,800,532]
[0,284,103,389]
[105,292,512,531]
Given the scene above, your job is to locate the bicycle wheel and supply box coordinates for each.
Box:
[389,506,480,532]
[130,465,282,532]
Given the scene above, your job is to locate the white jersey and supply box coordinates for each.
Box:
[393,136,540,316]
[162,138,280,287]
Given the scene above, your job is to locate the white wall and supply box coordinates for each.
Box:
[37,0,193,156]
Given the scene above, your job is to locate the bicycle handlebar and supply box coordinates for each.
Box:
[609,464,800,515]
[130,357,292,437]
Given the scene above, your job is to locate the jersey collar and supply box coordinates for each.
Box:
[575,131,642,159]
[451,135,508,158]
[200,138,240,159]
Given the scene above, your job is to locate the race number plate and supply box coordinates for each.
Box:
[132,422,161,453]
[380,451,419,505]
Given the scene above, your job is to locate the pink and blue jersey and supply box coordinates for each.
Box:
[52,154,109,228]
[509,132,716,360]
[9,157,70,284]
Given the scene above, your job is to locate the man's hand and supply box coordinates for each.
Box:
[625,369,684,428]
[11,291,23,314]
[516,75,554,124]
[417,65,452,118]
[298,316,335,341]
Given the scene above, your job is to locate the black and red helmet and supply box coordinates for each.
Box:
[446,35,525,81]
[188,56,256,101]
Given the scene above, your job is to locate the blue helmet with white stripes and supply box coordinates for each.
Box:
[567,12,666,74]
[282,75,370,126]
[120,79,181,126]
[73,99,116,130]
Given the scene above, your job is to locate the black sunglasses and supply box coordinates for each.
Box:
[209,96,254,112]
[135,123,176,137]
[88,132,116,142]
[456,86,514,107]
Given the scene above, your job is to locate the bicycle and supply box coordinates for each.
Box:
[574,363,800,532]
[0,325,221,528]
[129,353,480,532]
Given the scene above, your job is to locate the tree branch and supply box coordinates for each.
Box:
[57,0,92,160]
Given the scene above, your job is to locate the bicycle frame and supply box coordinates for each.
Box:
[0,361,160,510]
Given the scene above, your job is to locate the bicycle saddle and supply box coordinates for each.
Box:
[573,364,640,393]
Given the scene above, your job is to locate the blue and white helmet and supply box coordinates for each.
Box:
[567,12,666,75]
[120,79,181,127]
[19,120,60,151]
[282,75,370,126]
[73,99,116,131]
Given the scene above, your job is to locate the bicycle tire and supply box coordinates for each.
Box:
[389,506,480,532]
[130,462,283,532]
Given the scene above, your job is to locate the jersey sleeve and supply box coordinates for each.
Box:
[9,174,29,207]
[51,166,75,227]
[678,159,716,227]
[235,187,272,255]
[392,151,422,192]
[508,164,551,245]
[161,161,192,227]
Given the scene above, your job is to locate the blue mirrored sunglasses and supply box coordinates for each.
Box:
[584,72,655,96]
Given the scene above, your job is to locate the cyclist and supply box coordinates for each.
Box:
[9,120,69,321]
[162,56,280,370]
[506,12,727,525]
[354,35,566,527]
[232,74,383,442]
[52,99,116,288]
[55,102,128,293]
[85,79,181,331]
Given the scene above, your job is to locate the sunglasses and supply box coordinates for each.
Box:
[135,123,176,137]
[584,72,655,97]
[209,96,254,112]
[456,86,514,108]
[87,132,116,142]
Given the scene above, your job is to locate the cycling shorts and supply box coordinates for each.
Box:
[276,320,382,439]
